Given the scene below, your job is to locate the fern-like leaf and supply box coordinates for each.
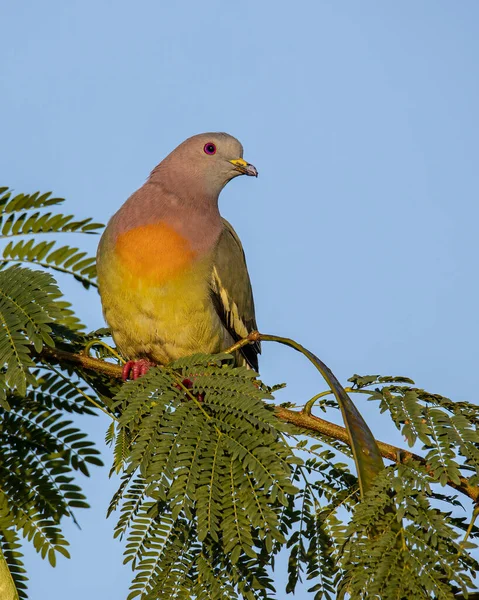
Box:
[0,187,103,289]
[338,464,479,599]
[0,266,67,396]
[110,355,301,598]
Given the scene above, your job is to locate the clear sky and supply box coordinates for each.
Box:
[1,1,479,598]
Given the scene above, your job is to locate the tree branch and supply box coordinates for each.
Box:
[38,344,479,503]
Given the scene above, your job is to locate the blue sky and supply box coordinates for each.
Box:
[1,1,479,598]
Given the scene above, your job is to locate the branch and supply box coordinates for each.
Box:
[275,405,479,502]
[39,346,122,378]
[38,343,479,503]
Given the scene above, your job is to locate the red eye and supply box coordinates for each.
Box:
[204,142,216,155]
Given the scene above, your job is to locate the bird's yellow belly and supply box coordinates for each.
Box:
[97,222,225,364]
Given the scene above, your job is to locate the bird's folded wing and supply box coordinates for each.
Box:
[210,218,260,371]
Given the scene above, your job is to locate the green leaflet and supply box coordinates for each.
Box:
[338,464,479,600]
[0,530,22,600]
[0,187,105,598]
[366,381,479,488]
[0,369,103,598]
[2,240,97,290]
[110,355,301,599]
[0,187,103,289]
[0,266,66,398]
[0,188,101,232]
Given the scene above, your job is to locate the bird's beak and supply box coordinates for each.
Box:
[229,158,258,177]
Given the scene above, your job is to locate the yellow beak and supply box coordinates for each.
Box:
[229,158,258,177]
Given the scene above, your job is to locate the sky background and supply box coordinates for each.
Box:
[1,1,479,598]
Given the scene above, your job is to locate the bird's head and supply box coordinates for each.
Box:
[150,132,258,200]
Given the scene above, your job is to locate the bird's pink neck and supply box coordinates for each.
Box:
[108,180,223,256]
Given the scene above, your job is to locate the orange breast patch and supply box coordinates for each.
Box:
[115,221,196,283]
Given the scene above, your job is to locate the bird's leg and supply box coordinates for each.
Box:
[122,359,156,381]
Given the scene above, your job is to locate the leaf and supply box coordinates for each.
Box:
[0,187,102,289]
[110,355,299,599]
[0,528,25,600]
[339,464,479,599]
[0,266,67,394]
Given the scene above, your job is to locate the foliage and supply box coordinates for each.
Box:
[354,374,479,487]
[104,360,479,599]
[0,187,102,288]
[108,354,300,599]
[339,463,477,600]
[0,189,103,597]
[0,187,478,599]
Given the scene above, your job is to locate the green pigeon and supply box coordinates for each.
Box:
[96,132,260,379]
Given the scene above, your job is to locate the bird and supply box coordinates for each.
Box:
[96,132,260,380]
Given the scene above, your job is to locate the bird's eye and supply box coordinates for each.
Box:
[204,143,217,155]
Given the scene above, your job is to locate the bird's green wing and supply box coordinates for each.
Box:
[210,218,260,371]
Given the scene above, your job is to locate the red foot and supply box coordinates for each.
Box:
[122,359,156,381]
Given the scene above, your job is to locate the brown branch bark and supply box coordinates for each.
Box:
[38,345,479,503]
[275,406,479,502]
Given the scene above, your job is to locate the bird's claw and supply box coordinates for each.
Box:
[122,359,155,381]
